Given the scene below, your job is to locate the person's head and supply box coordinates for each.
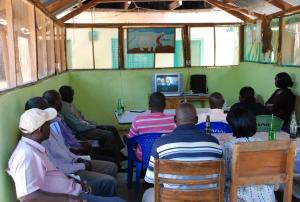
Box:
[25,97,49,110]
[275,72,293,89]
[149,92,166,112]
[43,90,62,112]
[226,107,256,138]
[209,92,224,109]
[239,86,256,104]
[19,108,57,142]
[175,102,198,126]
[59,85,74,103]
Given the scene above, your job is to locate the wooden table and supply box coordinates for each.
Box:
[115,108,210,124]
[165,95,209,109]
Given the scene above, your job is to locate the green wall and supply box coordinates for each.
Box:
[0,74,70,202]
[1,62,300,201]
[69,62,300,128]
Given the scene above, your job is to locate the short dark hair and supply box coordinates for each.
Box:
[42,90,60,107]
[276,72,293,89]
[149,92,166,112]
[226,107,256,138]
[209,92,224,109]
[59,86,74,103]
[25,97,49,110]
[239,86,255,104]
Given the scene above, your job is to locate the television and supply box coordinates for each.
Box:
[152,73,182,96]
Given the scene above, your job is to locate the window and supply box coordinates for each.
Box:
[66,28,93,69]
[36,9,47,79]
[190,27,214,66]
[55,24,62,73]
[46,16,55,75]
[0,0,16,91]
[282,14,300,66]
[243,19,279,63]
[12,0,37,85]
[215,26,239,66]
[60,27,66,71]
[93,28,119,69]
[124,27,184,69]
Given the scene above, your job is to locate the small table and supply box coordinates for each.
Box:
[165,95,209,109]
[115,108,210,124]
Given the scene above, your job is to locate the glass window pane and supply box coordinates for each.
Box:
[0,0,16,91]
[124,29,154,69]
[282,14,300,66]
[36,9,47,79]
[12,0,37,85]
[190,27,214,66]
[215,26,239,66]
[93,28,118,69]
[46,16,55,75]
[155,28,184,68]
[66,28,93,69]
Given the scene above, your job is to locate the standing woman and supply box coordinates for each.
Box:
[265,72,296,128]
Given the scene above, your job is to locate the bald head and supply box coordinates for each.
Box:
[175,103,198,126]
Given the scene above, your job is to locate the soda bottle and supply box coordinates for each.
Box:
[116,98,123,116]
[205,115,211,135]
[290,112,298,139]
[268,114,276,141]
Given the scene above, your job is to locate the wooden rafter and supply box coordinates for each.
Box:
[267,0,293,10]
[47,0,77,13]
[169,1,182,10]
[60,0,101,22]
[205,0,258,23]
[124,1,131,9]
[268,5,300,19]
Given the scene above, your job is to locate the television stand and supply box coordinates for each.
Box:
[165,95,208,109]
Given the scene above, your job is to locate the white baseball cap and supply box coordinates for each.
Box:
[19,108,57,133]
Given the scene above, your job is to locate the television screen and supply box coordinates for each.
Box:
[156,75,179,92]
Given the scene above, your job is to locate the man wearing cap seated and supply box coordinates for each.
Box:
[7,108,125,202]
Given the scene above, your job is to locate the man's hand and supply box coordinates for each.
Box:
[84,161,92,171]
[80,180,92,194]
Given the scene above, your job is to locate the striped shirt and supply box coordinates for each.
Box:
[145,124,223,184]
[127,112,176,160]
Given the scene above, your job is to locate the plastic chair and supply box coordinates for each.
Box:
[127,133,163,200]
[196,121,232,134]
[256,115,284,132]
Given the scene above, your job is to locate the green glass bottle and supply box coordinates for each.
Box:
[116,98,123,116]
[268,114,276,141]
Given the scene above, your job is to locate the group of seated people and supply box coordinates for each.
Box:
[8,86,126,202]
[6,71,298,202]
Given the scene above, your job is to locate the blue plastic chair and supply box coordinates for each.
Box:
[127,133,163,200]
[196,121,232,133]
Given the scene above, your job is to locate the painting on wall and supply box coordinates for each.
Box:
[127,28,175,53]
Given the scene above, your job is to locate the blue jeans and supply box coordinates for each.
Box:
[79,193,125,202]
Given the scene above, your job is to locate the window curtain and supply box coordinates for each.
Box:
[282,14,300,66]
[243,18,279,64]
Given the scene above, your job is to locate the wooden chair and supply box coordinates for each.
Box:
[154,159,225,202]
[231,140,296,202]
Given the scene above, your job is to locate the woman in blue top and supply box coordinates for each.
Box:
[223,107,276,202]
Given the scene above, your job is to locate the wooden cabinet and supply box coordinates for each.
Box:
[165,95,208,109]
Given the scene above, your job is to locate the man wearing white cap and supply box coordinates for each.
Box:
[7,108,125,202]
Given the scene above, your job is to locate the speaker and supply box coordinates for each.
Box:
[190,75,207,94]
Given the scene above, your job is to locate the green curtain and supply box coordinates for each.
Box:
[111,39,119,69]
[190,40,203,66]
[174,40,184,67]
[243,18,279,64]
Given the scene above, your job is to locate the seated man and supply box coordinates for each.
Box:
[230,86,268,116]
[59,85,124,160]
[197,92,227,123]
[42,90,117,163]
[25,97,119,198]
[7,108,124,202]
[127,92,176,160]
[142,103,223,202]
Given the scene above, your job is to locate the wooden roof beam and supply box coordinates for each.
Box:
[205,0,258,23]
[267,0,293,10]
[59,0,101,22]
[46,0,78,13]
[268,5,300,19]
[124,1,131,9]
[169,1,182,10]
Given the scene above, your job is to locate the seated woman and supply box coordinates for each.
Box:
[265,72,296,128]
[224,107,276,202]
